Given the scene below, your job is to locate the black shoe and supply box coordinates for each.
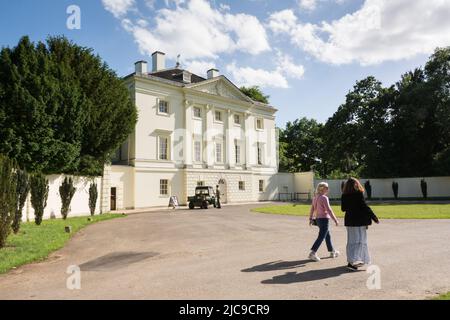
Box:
[346,263,359,272]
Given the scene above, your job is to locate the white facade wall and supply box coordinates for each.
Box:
[315,177,450,199]
[24,175,102,222]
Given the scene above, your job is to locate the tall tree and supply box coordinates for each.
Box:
[0,155,17,248]
[279,118,323,173]
[240,86,270,104]
[0,36,137,176]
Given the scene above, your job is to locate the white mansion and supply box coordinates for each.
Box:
[106,51,295,210]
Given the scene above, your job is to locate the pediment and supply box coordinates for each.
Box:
[186,77,252,103]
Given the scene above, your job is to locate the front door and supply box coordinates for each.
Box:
[110,187,117,211]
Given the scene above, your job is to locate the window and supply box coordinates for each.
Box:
[215,110,222,122]
[158,100,169,114]
[235,143,241,164]
[194,140,202,163]
[215,142,223,163]
[256,118,264,130]
[160,179,169,196]
[234,114,241,125]
[193,107,201,119]
[257,142,263,165]
[259,180,265,192]
[197,181,205,186]
[239,181,245,191]
[159,136,169,160]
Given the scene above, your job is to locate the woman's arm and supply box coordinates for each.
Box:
[325,196,339,224]
[359,192,379,223]
[309,198,316,220]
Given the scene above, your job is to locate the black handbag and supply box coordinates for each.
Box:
[311,219,318,226]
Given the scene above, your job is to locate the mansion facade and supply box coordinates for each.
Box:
[105,51,293,210]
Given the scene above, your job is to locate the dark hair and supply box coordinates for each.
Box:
[343,178,365,195]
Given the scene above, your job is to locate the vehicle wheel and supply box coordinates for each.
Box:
[202,201,209,209]
[189,202,195,210]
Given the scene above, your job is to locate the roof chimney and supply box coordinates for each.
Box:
[135,60,148,74]
[152,51,166,72]
[207,68,219,79]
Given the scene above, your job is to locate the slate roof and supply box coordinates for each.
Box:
[149,68,206,84]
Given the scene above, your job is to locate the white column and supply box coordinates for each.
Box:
[244,112,252,170]
[184,100,193,167]
[226,109,234,169]
[205,104,215,167]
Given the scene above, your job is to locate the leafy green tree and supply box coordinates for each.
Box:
[240,86,270,104]
[0,36,137,176]
[30,172,49,225]
[279,118,323,173]
[59,177,76,220]
[89,182,98,216]
[12,168,29,234]
[0,154,17,248]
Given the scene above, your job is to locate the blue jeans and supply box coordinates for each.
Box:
[311,218,334,253]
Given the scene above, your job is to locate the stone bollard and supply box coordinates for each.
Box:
[65,226,72,233]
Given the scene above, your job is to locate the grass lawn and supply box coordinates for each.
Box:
[435,292,450,300]
[0,214,124,274]
[252,204,450,219]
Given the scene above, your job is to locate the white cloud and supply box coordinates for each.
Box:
[117,0,270,61]
[267,9,298,34]
[183,60,216,77]
[298,0,317,11]
[269,0,450,65]
[226,52,304,89]
[101,0,135,18]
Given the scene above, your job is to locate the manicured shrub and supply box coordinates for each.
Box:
[89,182,98,216]
[30,173,49,225]
[59,177,76,220]
[392,181,399,199]
[0,155,17,248]
[12,169,30,234]
[420,179,428,199]
[364,180,372,199]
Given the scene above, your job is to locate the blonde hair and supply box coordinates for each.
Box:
[316,182,329,195]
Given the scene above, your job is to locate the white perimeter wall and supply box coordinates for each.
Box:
[314,177,450,199]
[24,175,102,222]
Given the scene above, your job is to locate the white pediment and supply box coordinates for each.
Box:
[186,77,252,103]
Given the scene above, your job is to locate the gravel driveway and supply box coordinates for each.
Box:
[0,204,449,300]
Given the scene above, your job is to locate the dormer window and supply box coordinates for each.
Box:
[183,71,192,83]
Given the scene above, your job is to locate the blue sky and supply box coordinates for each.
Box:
[1,0,448,127]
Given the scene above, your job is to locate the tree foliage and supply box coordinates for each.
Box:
[30,172,49,226]
[89,182,98,216]
[12,168,29,234]
[240,86,270,104]
[279,47,450,179]
[0,36,137,176]
[0,155,17,248]
[59,176,76,220]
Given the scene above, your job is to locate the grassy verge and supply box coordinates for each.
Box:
[434,292,450,300]
[252,204,450,219]
[0,214,124,274]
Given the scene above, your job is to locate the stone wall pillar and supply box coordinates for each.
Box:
[101,165,112,213]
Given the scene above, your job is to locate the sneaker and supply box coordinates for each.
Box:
[346,263,359,271]
[308,251,321,262]
[330,250,340,258]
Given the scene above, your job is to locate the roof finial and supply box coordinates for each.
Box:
[176,54,181,68]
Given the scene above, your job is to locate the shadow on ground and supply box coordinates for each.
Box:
[80,251,159,271]
[261,266,361,284]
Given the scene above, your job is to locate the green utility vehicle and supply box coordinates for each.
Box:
[188,186,216,209]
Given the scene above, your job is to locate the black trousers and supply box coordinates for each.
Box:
[216,199,221,208]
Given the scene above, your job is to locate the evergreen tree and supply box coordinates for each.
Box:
[30,172,49,225]
[59,176,76,220]
[12,168,29,234]
[0,155,17,248]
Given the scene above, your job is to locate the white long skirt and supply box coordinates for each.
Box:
[346,226,371,265]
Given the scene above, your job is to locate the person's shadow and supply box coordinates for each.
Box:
[261,266,356,284]
[241,259,317,273]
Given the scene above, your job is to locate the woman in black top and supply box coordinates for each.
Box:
[341,178,379,271]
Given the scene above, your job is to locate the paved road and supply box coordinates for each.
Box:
[1,204,449,300]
